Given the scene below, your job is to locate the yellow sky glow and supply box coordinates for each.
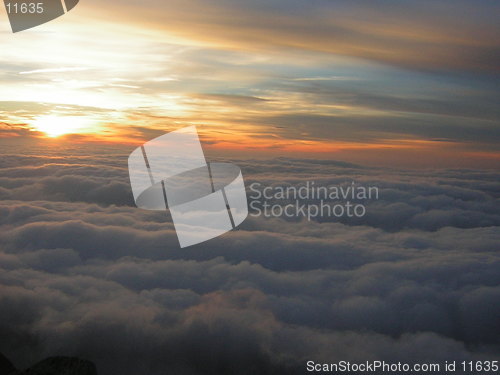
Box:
[31,115,97,137]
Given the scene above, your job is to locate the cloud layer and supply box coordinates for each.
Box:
[0,145,498,374]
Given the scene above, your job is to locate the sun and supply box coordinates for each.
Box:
[31,115,90,138]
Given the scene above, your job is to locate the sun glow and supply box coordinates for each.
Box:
[31,115,92,137]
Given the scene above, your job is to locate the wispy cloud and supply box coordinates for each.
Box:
[0,0,498,167]
[19,67,90,75]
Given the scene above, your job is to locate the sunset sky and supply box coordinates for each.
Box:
[1,2,499,374]
[1,0,499,167]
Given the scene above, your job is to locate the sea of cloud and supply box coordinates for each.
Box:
[0,143,498,374]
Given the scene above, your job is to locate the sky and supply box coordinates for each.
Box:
[0,0,499,167]
[0,1,499,374]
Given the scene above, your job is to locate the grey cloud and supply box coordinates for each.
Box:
[87,0,500,74]
[0,152,499,374]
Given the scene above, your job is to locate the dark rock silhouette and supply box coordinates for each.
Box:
[0,353,16,375]
[0,353,97,375]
